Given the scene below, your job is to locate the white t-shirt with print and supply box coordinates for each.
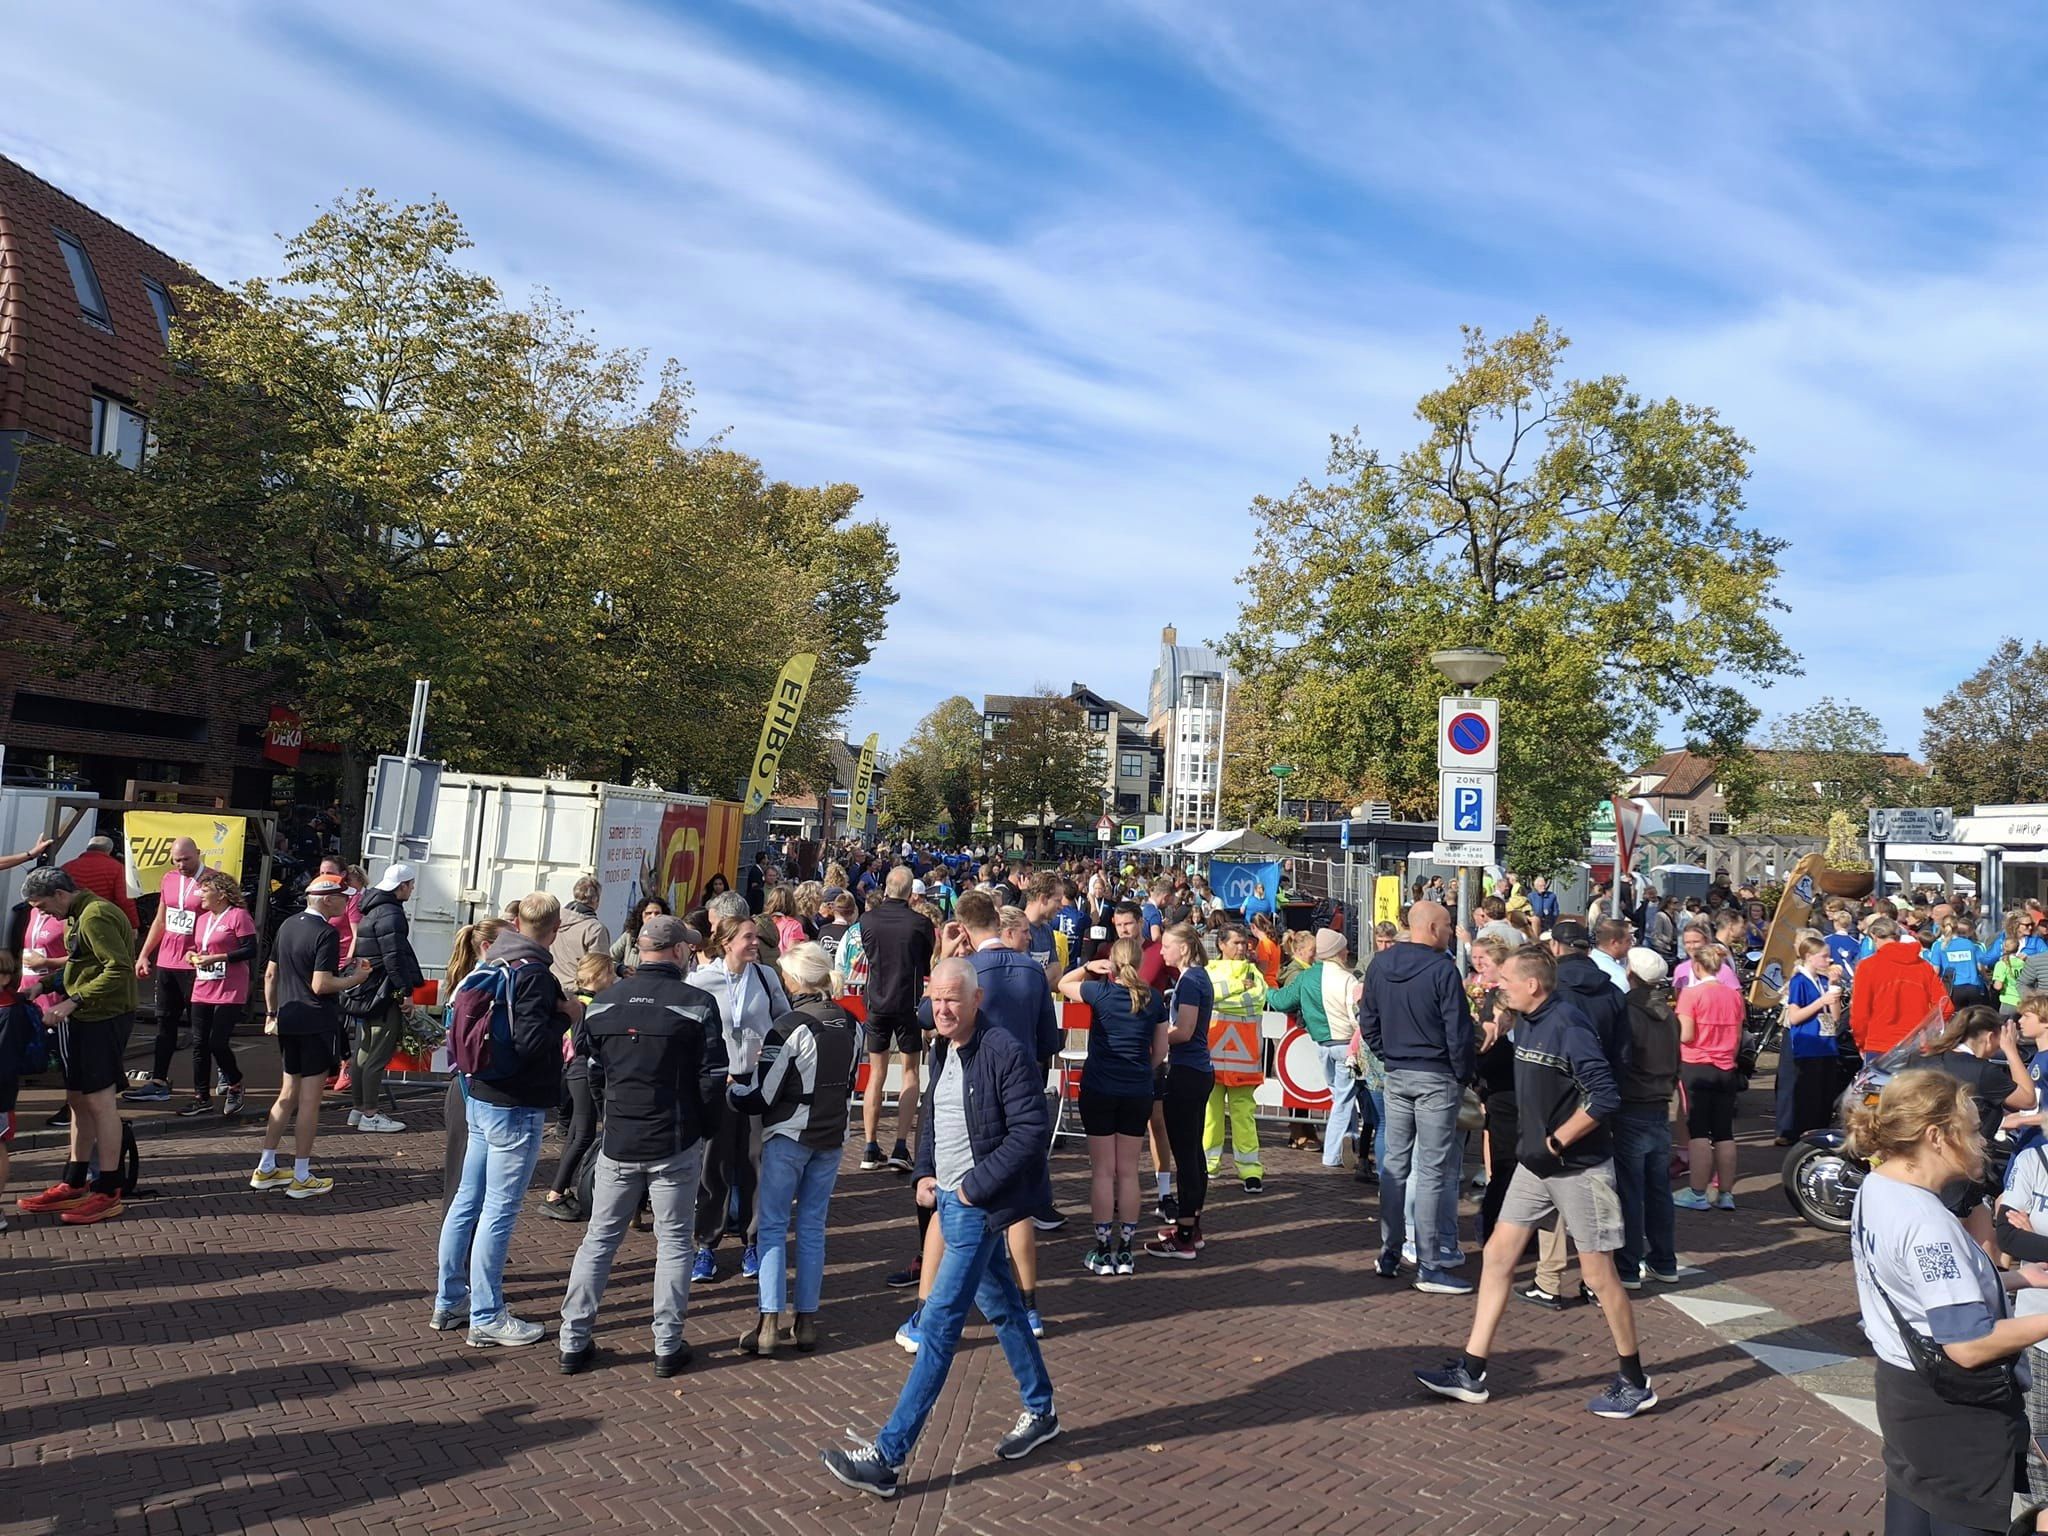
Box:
[2000,1144,2048,1350]
[1853,1172,2005,1373]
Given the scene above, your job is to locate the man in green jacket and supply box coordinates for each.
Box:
[16,868,137,1226]
[1267,929,1361,1169]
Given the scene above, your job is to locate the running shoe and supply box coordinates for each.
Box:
[467,1312,545,1349]
[59,1191,124,1225]
[820,1437,902,1499]
[1031,1205,1067,1232]
[248,1168,294,1193]
[428,1307,464,1331]
[741,1243,761,1279]
[884,1259,921,1289]
[1144,1228,1200,1260]
[692,1246,718,1283]
[287,1174,334,1199]
[220,1087,246,1118]
[18,1182,90,1214]
[894,1307,922,1354]
[1643,1263,1683,1284]
[356,1112,406,1133]
[347,1109,364,1128]
[1113,1243,1135,1276]
[1717,1193,1736,1211]
[1400,1239,1419,1267]
[886,1141,913,1174]
[859,1141,888,1171]
[1083,1240,1113,1275]
[1672,1188,1713,1211]
[1588,1375,1659,1419]
[121,1081,170,1103]
[540,1195,581,1222]
[1516,1282,1570,1310]
[994,1409,1061,1461]
[1374,1253,1403,1280]
[1156,1191,1180,1224]
[177,1098,215,1117]
[1025,1306,1045,1339]
[1413,1267,1475,1296]
[1242,1176,1264,1193]
[1434,1247,1467,1270]
[332,1066,353,1094]
[1416,1360,1490,1404]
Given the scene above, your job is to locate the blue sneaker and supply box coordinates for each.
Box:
[1412,1267,1475,1296]
[894,1307,922,1354]
[1026,1306,1045,1339]
[121,1080,171,1103]
[1588,1374,1659,1419]
[740,1243,760,1279]
[691,1246,717,1284]
[821,1437,902,1499]
[1416,1359,1490,1404]
[1672,1188,1713,1211]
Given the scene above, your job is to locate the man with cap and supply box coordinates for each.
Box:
[253,872,373,1197]
[344,862,428,1134]
[557,914,721,1377]
[1266,929,1361,1169]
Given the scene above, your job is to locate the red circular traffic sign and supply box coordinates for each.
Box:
[1447,711,1492,756]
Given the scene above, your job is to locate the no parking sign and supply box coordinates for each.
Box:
[1437,697,1499,772]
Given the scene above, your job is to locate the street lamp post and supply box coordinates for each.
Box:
[1427,648,1506,966]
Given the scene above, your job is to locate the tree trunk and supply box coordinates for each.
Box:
[338,745,368,864]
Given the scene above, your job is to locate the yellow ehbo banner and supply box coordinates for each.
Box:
[1374,874,1402,929]
[849,731,879,830]
[742,653,819,815]
[124,810,248,897]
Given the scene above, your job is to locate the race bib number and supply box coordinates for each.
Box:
[166,906,197,937]
[196,959,227,983]
[1818,1018,1836,1037]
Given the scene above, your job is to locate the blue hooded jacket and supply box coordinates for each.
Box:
[1359,940,1475,1082]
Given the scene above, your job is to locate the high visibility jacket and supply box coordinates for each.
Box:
[1207,957,1266,1088]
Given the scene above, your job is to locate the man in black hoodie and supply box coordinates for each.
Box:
[1416,945,1656,1419]
[1360,901,1476,1296]
[432,892,573,1350]
[1522,918,1634,1308]
[557,915,719,1378]
[344,862,427,1134]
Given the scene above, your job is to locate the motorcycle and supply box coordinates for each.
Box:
[1782,1019,2013,1232]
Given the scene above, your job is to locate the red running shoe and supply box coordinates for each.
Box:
[60,1192,125,1225]
[18,1182,91,1214]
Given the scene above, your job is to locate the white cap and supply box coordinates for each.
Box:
[376,861,419,892]
[912,879,927,895]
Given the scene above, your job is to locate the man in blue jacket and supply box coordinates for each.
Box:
[1360,900,1476,1296]
[822,958,1059,1498]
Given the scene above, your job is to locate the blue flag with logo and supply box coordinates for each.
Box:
[1211,860,1282,918]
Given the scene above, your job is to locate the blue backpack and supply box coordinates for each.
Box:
[0,998,50,1079]
[447,957,541,1083]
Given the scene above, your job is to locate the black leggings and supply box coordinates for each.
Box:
[1162,1065,1213,1221]
[550,1063,599,1196]
[188,1001,244,1094]
[694,1090,759,1246]
[150,967,195,1082]
[1480,1092,1520,1242]
[1683,1062,1741,1143]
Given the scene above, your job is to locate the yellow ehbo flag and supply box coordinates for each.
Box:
[742,653,819,815]
[849,732,879,830]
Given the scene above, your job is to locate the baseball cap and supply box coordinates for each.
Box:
[304,874,347,895]
[912,879,926,895]
[1550,918,1593,949]
[376,861,418,892]
[639,914,700,951]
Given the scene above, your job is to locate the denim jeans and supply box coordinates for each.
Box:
[1365,1086,1386,1167]
[1379,1068,1462,1269]
[435,1095,546,1325]
[1318,1042,1359,1168]
[755,1135,842,1315]
[876,1189,1054,1467]
[558,1141,705,1355]
[1612,1105,1677,1281]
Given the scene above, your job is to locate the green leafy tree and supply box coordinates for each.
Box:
[879,753,938,836]
[1226,318,1795,873]
[985,690,1097,856]
[1749,696,1924,834]
[1921,638,2048,808]
[897,695,984,838]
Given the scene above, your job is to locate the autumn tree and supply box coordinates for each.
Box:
[985,690,1097,856]
[1225,319,1795,873]
[895,695,984,838]
[1921,638,2048,808]
[1748,696,1925,834]
[879,753,939,837]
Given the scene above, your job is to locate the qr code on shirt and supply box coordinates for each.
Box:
[1913,1242,1962,1283]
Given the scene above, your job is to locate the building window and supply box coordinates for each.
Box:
[1119,751,1144,780]
[91,395,150,469]
[55,229,112,328]
[1666,811,1690,836]
[142,278,176,345]
[1088,711,1108,733]
[1708,814,1731,836]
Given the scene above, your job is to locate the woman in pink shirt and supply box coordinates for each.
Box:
[183,869,256,1118]
[18,898,68,1017]
[1673,944,1745,1210]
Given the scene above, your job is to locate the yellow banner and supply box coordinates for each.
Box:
[124,811,248,898]
[849,731,879,829]
[1373,874,1401,929]
[742,653,819,814]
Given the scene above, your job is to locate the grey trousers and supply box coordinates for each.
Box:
[558,1142,706,1356]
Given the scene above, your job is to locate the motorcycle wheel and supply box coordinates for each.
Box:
[1782,1139,1856,1233]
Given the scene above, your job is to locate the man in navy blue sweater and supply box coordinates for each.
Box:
[1416,945,1658,1420]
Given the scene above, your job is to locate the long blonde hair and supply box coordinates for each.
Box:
[1846,1068,1981,1172]
[1109,936,1154,1015]
[447,918,506,992]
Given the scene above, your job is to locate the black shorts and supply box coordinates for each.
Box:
[1079,1088,1152,1138]
[59,1013,131,1094]
[279,1031,339,1079]
[1682,1062,1741,1143]
[864,1012,922,1057]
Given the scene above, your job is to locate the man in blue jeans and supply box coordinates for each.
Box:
[1611,948,1681,1287]
[1360,901,1476,1296]
[821,958,1059,1499]
[433,892,573,1349]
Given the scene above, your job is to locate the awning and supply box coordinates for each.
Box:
[1185,827,1293,858]
[1129,829,1198,852]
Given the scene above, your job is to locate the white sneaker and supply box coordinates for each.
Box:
[468,1312,546,1349]
[346,1109,363,1128]
[356,1112,406,1133]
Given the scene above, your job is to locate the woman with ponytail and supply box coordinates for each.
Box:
[1849,1069,2048,1534]
[1060,937,1168,1277]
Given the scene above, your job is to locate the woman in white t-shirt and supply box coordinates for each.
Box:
[1851,1069,2048,1534]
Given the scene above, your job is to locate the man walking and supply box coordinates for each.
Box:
[855,867,933,1174]
[549,875,611,993]
[1361,900,1475,1295]
[344,862,426,1134]
[821,959,1058,1498]
[558,915,718,1378]
[252,874,373,1199]
[1417,946,1657,1418]
[15,868,137,1225]
[434,892,573,1348]
[125,836,209,1103]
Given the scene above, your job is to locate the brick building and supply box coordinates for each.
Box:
[0,154,315,806]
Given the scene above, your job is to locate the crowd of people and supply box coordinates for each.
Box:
[14,824,2048,1520]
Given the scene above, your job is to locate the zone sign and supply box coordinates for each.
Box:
[1437,696,1499,772]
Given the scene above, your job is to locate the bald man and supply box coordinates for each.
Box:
[127,836,210,1103]
[1360,900,1478,1295]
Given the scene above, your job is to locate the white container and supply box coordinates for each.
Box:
[0,787,97,917]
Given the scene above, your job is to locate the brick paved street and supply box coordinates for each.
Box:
[2,1090,1885,1536]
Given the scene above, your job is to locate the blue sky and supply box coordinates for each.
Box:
[9,1,2045,760]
